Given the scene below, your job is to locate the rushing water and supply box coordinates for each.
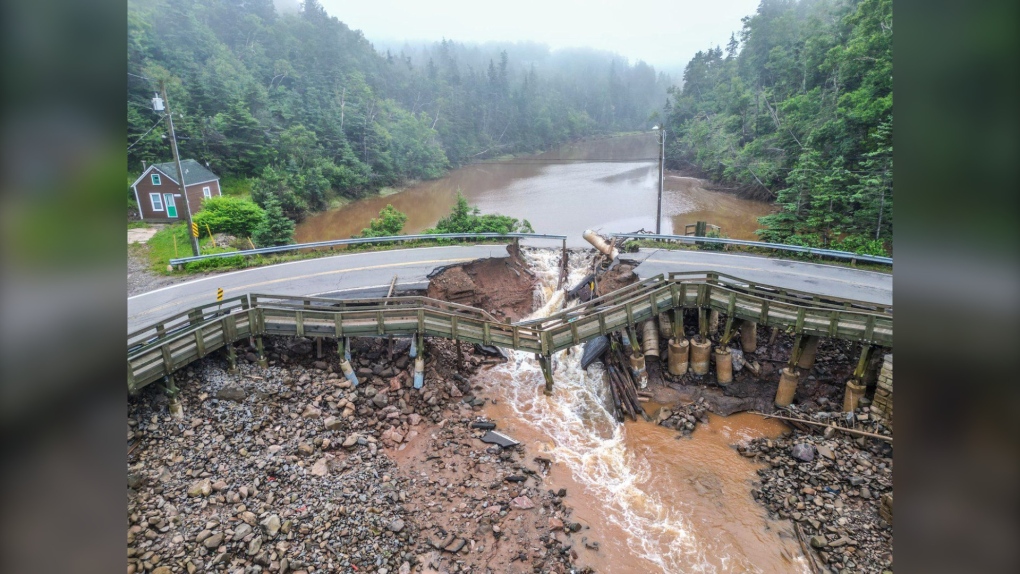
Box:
[479,249,808,573]
[295,135,774,245]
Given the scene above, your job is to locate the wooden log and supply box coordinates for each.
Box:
[754,412,893,443]
[605,371,624,421]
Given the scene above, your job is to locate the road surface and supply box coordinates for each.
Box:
[127,245,511,332]
[627,248,892,307]
[127,245,892,332]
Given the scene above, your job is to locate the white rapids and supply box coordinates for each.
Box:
[489,248,728,573]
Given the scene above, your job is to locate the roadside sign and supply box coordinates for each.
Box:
[216,288,224,301]
[191,222,199,237]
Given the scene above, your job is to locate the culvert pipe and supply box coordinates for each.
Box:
[582,229,619,260]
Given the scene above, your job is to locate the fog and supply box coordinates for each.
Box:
[316,0,759,70]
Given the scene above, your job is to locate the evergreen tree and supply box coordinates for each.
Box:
[252,195,295,247]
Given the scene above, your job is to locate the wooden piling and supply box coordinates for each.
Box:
[539,353,554,395]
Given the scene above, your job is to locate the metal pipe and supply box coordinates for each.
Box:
[641,320,659,357]
[582,229,620,260]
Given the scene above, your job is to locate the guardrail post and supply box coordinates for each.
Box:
[162,375,184,419]
[227,342,238,374]
[256,336,268,368]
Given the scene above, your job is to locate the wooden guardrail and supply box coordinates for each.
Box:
[127,272,893,394]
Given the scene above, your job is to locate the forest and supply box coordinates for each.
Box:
[127,0,672,222]
[662,0,892,253]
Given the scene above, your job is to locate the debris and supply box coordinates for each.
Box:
[480,430,519,448]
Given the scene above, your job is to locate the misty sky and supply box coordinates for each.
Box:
[308,0,760,71]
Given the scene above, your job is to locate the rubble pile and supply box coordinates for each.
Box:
[739,429,893,573]
[654,397,710,436]
[127,335,587,574]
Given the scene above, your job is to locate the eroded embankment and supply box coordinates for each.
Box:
[426,243,537,322]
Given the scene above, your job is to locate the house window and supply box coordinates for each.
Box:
[203,186,212,199]
[151,173,161,185]
[150,193,164,211]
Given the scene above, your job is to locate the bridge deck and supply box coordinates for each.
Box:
[127,271,892,394]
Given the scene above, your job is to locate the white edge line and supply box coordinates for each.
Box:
[127,244,504,300]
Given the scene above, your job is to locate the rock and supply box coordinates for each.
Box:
[127,473,143,489]
[261,515,281,537]
[810,535,827,548]
[342,434,360,448]
[187,478,212,498]
[548,517,564,531]
[297,443,314,456]
[556,488,567,497]
[511,496,535,510]
[444,538,466,553]
[310,458,328,476]
[247,535,263,555]
[211,480,228,492]
[216,384,246,402]
[233,523,252,541]
[323,416,344,431]
[816,445,835,460]
[791,443,816,462]
[372,392,389,408]
[152,568,171,574]
[203,532,223,549]
[388,519,405,533]
[313,361,328,370]
[301,404,322,419]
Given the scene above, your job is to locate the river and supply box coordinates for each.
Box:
[479,249,808,573]
[295,135,774,246]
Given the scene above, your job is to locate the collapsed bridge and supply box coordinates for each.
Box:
[128,268,892,413]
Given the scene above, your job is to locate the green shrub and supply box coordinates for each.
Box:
[358,204,407,237]
[193,196,266,237]
[252,195,295,247]
[697,229,727,251]
[426,191,533,234]
[830,235,888,256]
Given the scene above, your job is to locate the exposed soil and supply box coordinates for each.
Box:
[127,336,586,574]
[426,244,537,322]
[593,261,638,297]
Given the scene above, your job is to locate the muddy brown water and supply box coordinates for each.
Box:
[457,250,809,573]
[295,135,774,245]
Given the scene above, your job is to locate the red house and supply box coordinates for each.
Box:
[132,159,222,222]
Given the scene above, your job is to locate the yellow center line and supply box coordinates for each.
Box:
[130,257,473,320]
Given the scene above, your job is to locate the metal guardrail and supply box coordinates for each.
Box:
[609,232,893,265]
[168,232,568,267]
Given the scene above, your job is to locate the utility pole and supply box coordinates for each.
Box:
[655,127,665,234]
[159,83,200,256]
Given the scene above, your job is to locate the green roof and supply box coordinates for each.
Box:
[151,159,218,186]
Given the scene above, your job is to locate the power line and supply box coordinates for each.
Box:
[127,114,165,151]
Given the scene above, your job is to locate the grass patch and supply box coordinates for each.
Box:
[147,223,239,273]
[219,176,253,200]
[622,239,892,273]
[127,221,151,229]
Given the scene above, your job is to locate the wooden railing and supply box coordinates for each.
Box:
[127,272,893,394]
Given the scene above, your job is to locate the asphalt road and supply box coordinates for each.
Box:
[127,245,511,333]
[626,248,892,306]
[127,245,892,333]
